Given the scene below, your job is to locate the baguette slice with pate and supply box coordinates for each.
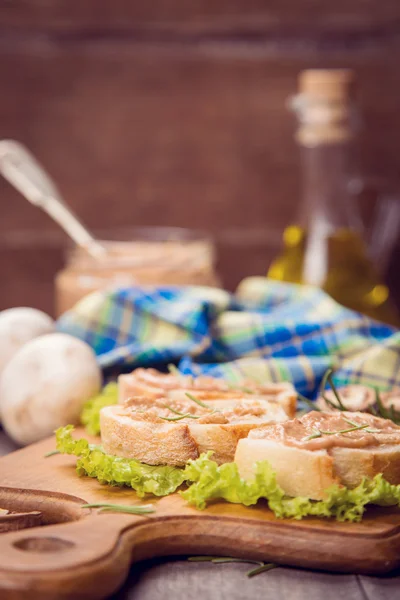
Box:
[100,395,288,466]
[118,368,297,417]
[234,410,400,500]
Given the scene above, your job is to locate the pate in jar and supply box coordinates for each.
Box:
[55,227,221,316]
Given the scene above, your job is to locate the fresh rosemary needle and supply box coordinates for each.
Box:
[185,392,211,409]
[298,367,400,426]
[159,412,201,421]
[319,424,369,435]
[162,404,200,418]
[44,450,61,458]
[342,417,381,433]
[81,503,154,515]
[327,372,347,410]
[320,369,347,411]
[373,388,400,423]
[247,563,277,578]
[297,393,321,412]
[188,556,278,578]
[167,364,182,378]
[226,382,254,394]
[302,422,369,441]
[303,429,322,441]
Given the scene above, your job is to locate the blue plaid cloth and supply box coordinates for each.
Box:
[57,277,400,397]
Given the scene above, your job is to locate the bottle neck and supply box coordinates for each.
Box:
[292,89,362,229]
[298,141,362,233]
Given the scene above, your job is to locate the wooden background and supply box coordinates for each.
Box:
[0,1,399,316]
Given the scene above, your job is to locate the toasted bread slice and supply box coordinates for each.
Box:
[100,405,199,466]
[167,389,296,418]
[235,438,337,499]
[317,384,400,414]
[235,411,400,499]
[381,388,400,412]
[118,368,297,417]
[316,385,376,412]
[100,395,288,466]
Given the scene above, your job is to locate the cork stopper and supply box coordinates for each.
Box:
[298,69,354,103]
[293,69,355,146]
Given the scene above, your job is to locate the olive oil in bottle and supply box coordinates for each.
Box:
[268,69,399,326]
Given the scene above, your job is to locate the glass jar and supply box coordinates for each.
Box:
[55,227,221,316]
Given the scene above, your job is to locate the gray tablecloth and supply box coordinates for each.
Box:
[1,430,399,600]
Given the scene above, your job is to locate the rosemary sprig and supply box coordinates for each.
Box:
[297,393,321,412]
[188,556,230,562]
[81,503,154,515]
[321,371,400,424]
[163,404,200,419]
[247,563,277,577]
[319,424,369,435]
[44,450,61,458]
[303,429,322,441]
[342,417,380,433]
[159,412,201,421]
[185,392,211,409]
[327,372,347,410]
[374,388,400,425]
[375,388,389,419]
[158,403,221,421]
[297,370,341,412]
[158,415,187,421]
[320,369,346,411]
[226,382,254,394]
[188,557,261,567]
[167,364,182,378]
[298,368,400,426]
[188,556,277,578]
[302,422,369,442]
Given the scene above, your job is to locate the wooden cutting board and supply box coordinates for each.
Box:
[1,429,400,600]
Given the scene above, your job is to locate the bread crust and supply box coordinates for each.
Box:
[189,422,257,466]
[330,445,400,487]
[100,406,199,466]
[235,413,400,499]
[118,368,297,417]
[235,439,338,499]
[168,389,296,418]
[100,396,288,466]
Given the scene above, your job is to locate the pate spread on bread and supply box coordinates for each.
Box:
[100,395,288,466]
[235,411,400,500]
[118,368,297,417]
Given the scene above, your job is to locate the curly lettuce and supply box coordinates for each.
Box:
[56,426,400,521]
[56,425,187,497]
[80,383,118,435]
[181,454,400,522]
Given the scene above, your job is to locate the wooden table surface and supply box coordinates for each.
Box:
[1,429,399,600]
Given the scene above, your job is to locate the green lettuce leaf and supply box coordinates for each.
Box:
[56,427,400,521]
[55,426,187,497]
[181,454,400,522]
[80,383,118,435]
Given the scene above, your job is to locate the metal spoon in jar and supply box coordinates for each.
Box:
[0,140,107,259]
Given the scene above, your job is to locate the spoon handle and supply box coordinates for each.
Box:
[0,140,106,259]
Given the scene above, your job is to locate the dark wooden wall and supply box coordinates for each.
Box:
[0,2,399,316]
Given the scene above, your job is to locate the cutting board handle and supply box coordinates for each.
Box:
[0,511,143,599]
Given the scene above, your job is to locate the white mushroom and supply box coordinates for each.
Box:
[0,333,101,445]
[0,307,55,375]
